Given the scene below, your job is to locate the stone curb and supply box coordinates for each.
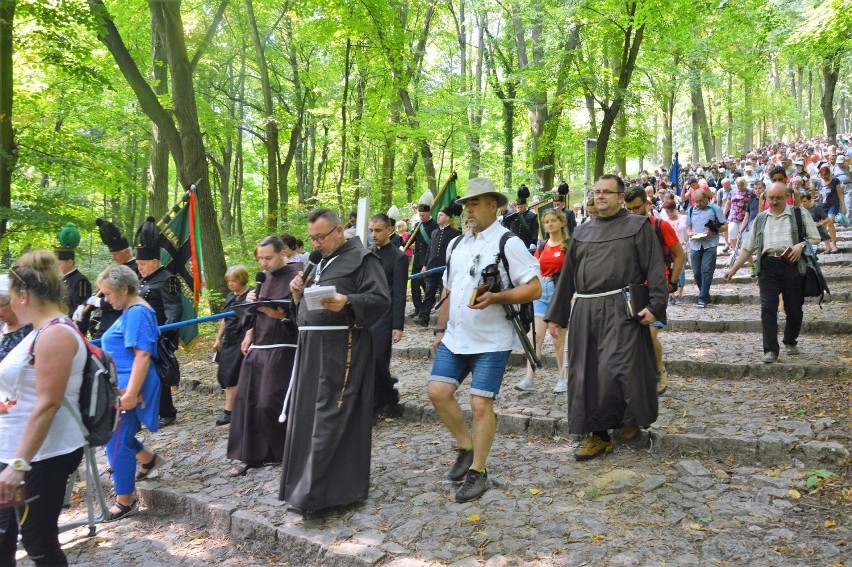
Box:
[135,484,388,567]
[391,401,849,468]
[180,380,849,468]
[386,347,849,378]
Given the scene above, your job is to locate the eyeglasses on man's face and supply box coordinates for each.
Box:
[308,225,338,243]
[592,190,622,197]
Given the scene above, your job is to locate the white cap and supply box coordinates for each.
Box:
[0,275,8,296]
[838,155,846,163]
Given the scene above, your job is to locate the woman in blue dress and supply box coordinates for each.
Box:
[97,265,162,521]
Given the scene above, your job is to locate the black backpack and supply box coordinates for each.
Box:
[30,319,120,447]
[447,232,536,333]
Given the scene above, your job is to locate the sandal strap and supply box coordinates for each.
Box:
[140,455,159,471]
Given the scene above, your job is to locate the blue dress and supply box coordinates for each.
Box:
[101,304,161,431]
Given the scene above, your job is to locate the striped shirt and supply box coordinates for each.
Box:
[742,206,820,254]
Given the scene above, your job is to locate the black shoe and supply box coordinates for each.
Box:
[159,416,176,428]
[215,411,231,426]
[416,317,429,327]
[455,469,488,503]
[448,448,474,481]
[378,403,403,419]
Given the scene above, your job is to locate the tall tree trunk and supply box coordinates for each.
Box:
[690,108,700,164]
[615,111,627,175]
[808,70,813,138]
[335,39,351,208]
[0,0,16,238]
[245,0,279,232]
[726,74,734,157]
[350,75,364,184]
[149,16,169,217]
[743,80,753,152]
[661,97,673,168]
[690,76,713,161]
[593,8,644,179]
[821,55,839,141]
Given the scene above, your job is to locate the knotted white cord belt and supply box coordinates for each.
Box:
[278,325,351,423]
[573,288,623,299]
[248,343,297,350]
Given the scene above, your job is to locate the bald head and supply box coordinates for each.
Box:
[767,181,787,198]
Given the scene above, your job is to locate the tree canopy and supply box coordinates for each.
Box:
[1,0,849,301]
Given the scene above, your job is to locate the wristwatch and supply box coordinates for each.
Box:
[433,328,446,336]
[10,458,31,472]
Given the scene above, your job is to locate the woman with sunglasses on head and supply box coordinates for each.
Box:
[0,251,86,566]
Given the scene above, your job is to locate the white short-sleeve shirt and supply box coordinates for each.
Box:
[441,221,541,354]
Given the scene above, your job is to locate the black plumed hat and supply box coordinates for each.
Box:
[96,218,130,253]
[440,202,463,217]
[134,216,161,261]
[517,184,530,205]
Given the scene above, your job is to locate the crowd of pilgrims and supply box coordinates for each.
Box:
[0,133,847,564]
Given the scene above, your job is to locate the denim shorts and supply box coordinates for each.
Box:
[826,204,840,217]
[533,277,556,318]
[650,321,666,329]
[429,343,511,398]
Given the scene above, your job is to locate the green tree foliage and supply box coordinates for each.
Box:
[0,0,848,299]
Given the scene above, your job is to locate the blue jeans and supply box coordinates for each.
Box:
[691,247,717,304]
[106,408,144,496]
[429,343,511,398]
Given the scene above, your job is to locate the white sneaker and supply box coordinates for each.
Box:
[514,376,536,391]
[553,379,568,394]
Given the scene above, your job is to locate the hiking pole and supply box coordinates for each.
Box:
[90,311,236,346]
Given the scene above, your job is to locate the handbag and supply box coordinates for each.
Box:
[793,208,830,305]
[155,336,181,387]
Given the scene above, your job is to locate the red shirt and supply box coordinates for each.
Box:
[535,241,567,277]
[650,217,679,280]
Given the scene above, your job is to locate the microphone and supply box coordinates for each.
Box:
[302,251,323,286]
[255,272,266,299]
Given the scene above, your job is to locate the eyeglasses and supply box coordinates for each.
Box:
[469,254,481,277]
[625,203,645,212]
[592,190,623,197]
[308,225,338,243]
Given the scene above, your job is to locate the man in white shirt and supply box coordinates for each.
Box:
[428,178,541,503]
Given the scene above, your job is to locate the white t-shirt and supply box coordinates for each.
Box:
[442,221,541,353]
[0,322,85,463]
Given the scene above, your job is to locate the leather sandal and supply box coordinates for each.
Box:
[106,499,138,522]
[136,454,163,481]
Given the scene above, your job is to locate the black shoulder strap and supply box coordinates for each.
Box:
[498,232,514,287]
[793,206,805,243]
[445,235,463,282]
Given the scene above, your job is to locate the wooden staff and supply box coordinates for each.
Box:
[402,171,458,253]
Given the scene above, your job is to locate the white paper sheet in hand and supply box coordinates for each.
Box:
[303,285,337,310]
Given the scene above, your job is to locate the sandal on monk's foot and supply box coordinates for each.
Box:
[136,454,164,481]
[105,500,138,522]
[229,463,249,477]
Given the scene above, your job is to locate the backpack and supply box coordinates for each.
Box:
[29,320,120,447]
[447,232,536,333]
[649,217,675,276]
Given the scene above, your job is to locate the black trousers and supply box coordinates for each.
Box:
[370,322,399,412]
[410,266,426,314]
[0,447,84,566]
[418,273,442,320]
[758,256,805,355]
[160,384,177,418]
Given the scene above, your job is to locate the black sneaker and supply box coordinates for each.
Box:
[215,411,231,426]
[455,469,488,503]
[448,448,474,481]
